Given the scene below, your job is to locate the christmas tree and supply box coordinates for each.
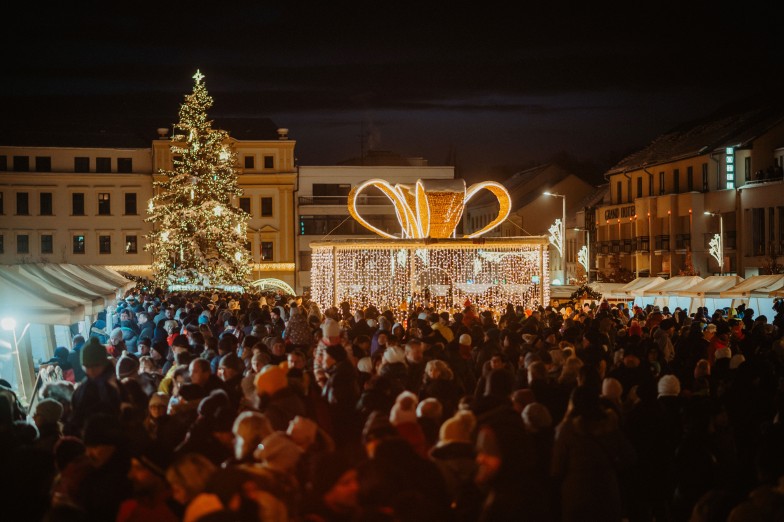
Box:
[145,70,251,290]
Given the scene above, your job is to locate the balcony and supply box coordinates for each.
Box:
[598,241,610,255]
[610,240,620,254]
[654,234,670,252]
[621,239,634,254]
[637,235,650,253]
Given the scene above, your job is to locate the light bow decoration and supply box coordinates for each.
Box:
[348,178,511,238]
[709,233,722,268]
[577,245,589,273]
[548,219,564,257]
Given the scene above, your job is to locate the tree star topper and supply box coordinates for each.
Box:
[193,69,205,84]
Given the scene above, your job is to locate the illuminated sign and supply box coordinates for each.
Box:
[726,147,735,189]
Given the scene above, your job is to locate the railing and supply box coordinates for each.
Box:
[655,235,670,251]
[675,234,691,250]
[598,241,610,254]
[611,240,620,253]
[621,239,634,253]
[637,236,650,252]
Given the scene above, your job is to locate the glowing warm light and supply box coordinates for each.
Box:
[310,237,549,320]
[250,278,296,295]
[214,205,223,216]
[348,178,511,239]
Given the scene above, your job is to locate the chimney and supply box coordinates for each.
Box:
[277,128,289,140]
[157,127,169,139]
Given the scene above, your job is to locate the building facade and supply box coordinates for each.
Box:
[594,101,784,281]
[1,122,298,291]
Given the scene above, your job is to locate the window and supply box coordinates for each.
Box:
[313,184,352,204]
[99,235,111,254]
[687,166,694,191]
[73,235,85,254]
[74,157,90,172]
[124,193,137,215]
[117,158,132,173]
[770,207,776,251]
[626,177,632,203]
[745,157,752,182]
[244,156,255,169]
[16,192,29,215]
[16,234,29,254]
[299,251,312,271]
[636,177,643,198]
[35,156,51,172]
[239,197,251,214]
[702,163,709,192]
[659,172,665,194]
[673,169,680,194]
[0,156,6,171]
[41,234,53,254]
[98,193,111,215]
[125,235,138,254]
[40,192,53,215]
[13,156,30,172]
[261,197,273,217]
[72,193,85,215]
[263,156,274,169]
[261,241,274,261]
[96,157,111,173]
[648,174,653,196]
[616,181,622,204]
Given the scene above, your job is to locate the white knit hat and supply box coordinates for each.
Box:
[657,374,681,397]
[383,346,406,365]
[390,391,418,425]
[459,334,472,346]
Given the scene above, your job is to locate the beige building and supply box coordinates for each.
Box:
[1,120,298,291]
[463,163,599,285]
[595,99,784,280]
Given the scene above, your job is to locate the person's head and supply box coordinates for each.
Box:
[232,411,273,461]
[128,446,171,496]
[31,398,64,430]
[404,341,424,364]
[189,358,212,387]
[489,353,506,371]
[148,392,170,419]
[80,337,109,379]
[425,359,452,381]
[313,453,360,515]
[324,344,348,369]
[166,452,216,505]
[527,360,548,384]
[219,352,244,382]
[287,350,306,370]
[270,339,286,357]
[82,413,124,468]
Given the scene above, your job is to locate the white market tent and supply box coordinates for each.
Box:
[679,275,745,315]
[638,275,704,312]
[588,282,629,300]
[0,263,133,405]
[618,277,666,308]
[720,274,784,321]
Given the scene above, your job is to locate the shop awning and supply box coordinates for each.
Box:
[720,275,784,298]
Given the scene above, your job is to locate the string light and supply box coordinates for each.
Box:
[310,238,549,321]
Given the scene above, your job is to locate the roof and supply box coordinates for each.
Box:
[679,275,744,297]
[619,276,666,297]
[639,276,704,296]
[0,116,280,148]
[607,93,784,175]
[720,274,784,298]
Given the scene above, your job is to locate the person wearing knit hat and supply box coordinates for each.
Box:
[81,336,109,372]
[325,343,348,364]
[382,346,406,365]
[33,397,64,428]
[286,415,319,450]
[390,391,428,457]
[255,431,304,473]
[362,410,398,456]
[729,353,746,370]
[116,352,140,381]
[521,402,553,434]
[437,409,476,447]
[119,444,179,521]
[255,364,289,398]
[321,318,342,346]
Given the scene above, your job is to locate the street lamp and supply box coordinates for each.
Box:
[544,192,566,285]
[575,227,590,283]
[705,211,724,274]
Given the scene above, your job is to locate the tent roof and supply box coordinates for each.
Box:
[620,277,667,296]
[588,282,629,299]
[679,275,745,297]
[3,264,105,315]
[720,274,784,298]
[639,276,704,296]
[0,271,86,325]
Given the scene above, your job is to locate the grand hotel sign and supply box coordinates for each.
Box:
[603,205,636,221]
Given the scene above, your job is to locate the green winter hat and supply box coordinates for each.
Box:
[81,337,108,367]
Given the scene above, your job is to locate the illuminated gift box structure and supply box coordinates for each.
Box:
[310,178,550,316]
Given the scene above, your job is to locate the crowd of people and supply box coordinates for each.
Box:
[1,289,784,521]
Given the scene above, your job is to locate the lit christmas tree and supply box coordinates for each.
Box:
[145,70,251,290]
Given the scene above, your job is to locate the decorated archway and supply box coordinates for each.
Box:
[250,278,296,295]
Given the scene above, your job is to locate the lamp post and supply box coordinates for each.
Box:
[544,192,566,285]
[575,227,590,283]
[705,211,724,274]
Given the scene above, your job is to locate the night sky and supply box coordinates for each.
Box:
[3,3,783,182]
